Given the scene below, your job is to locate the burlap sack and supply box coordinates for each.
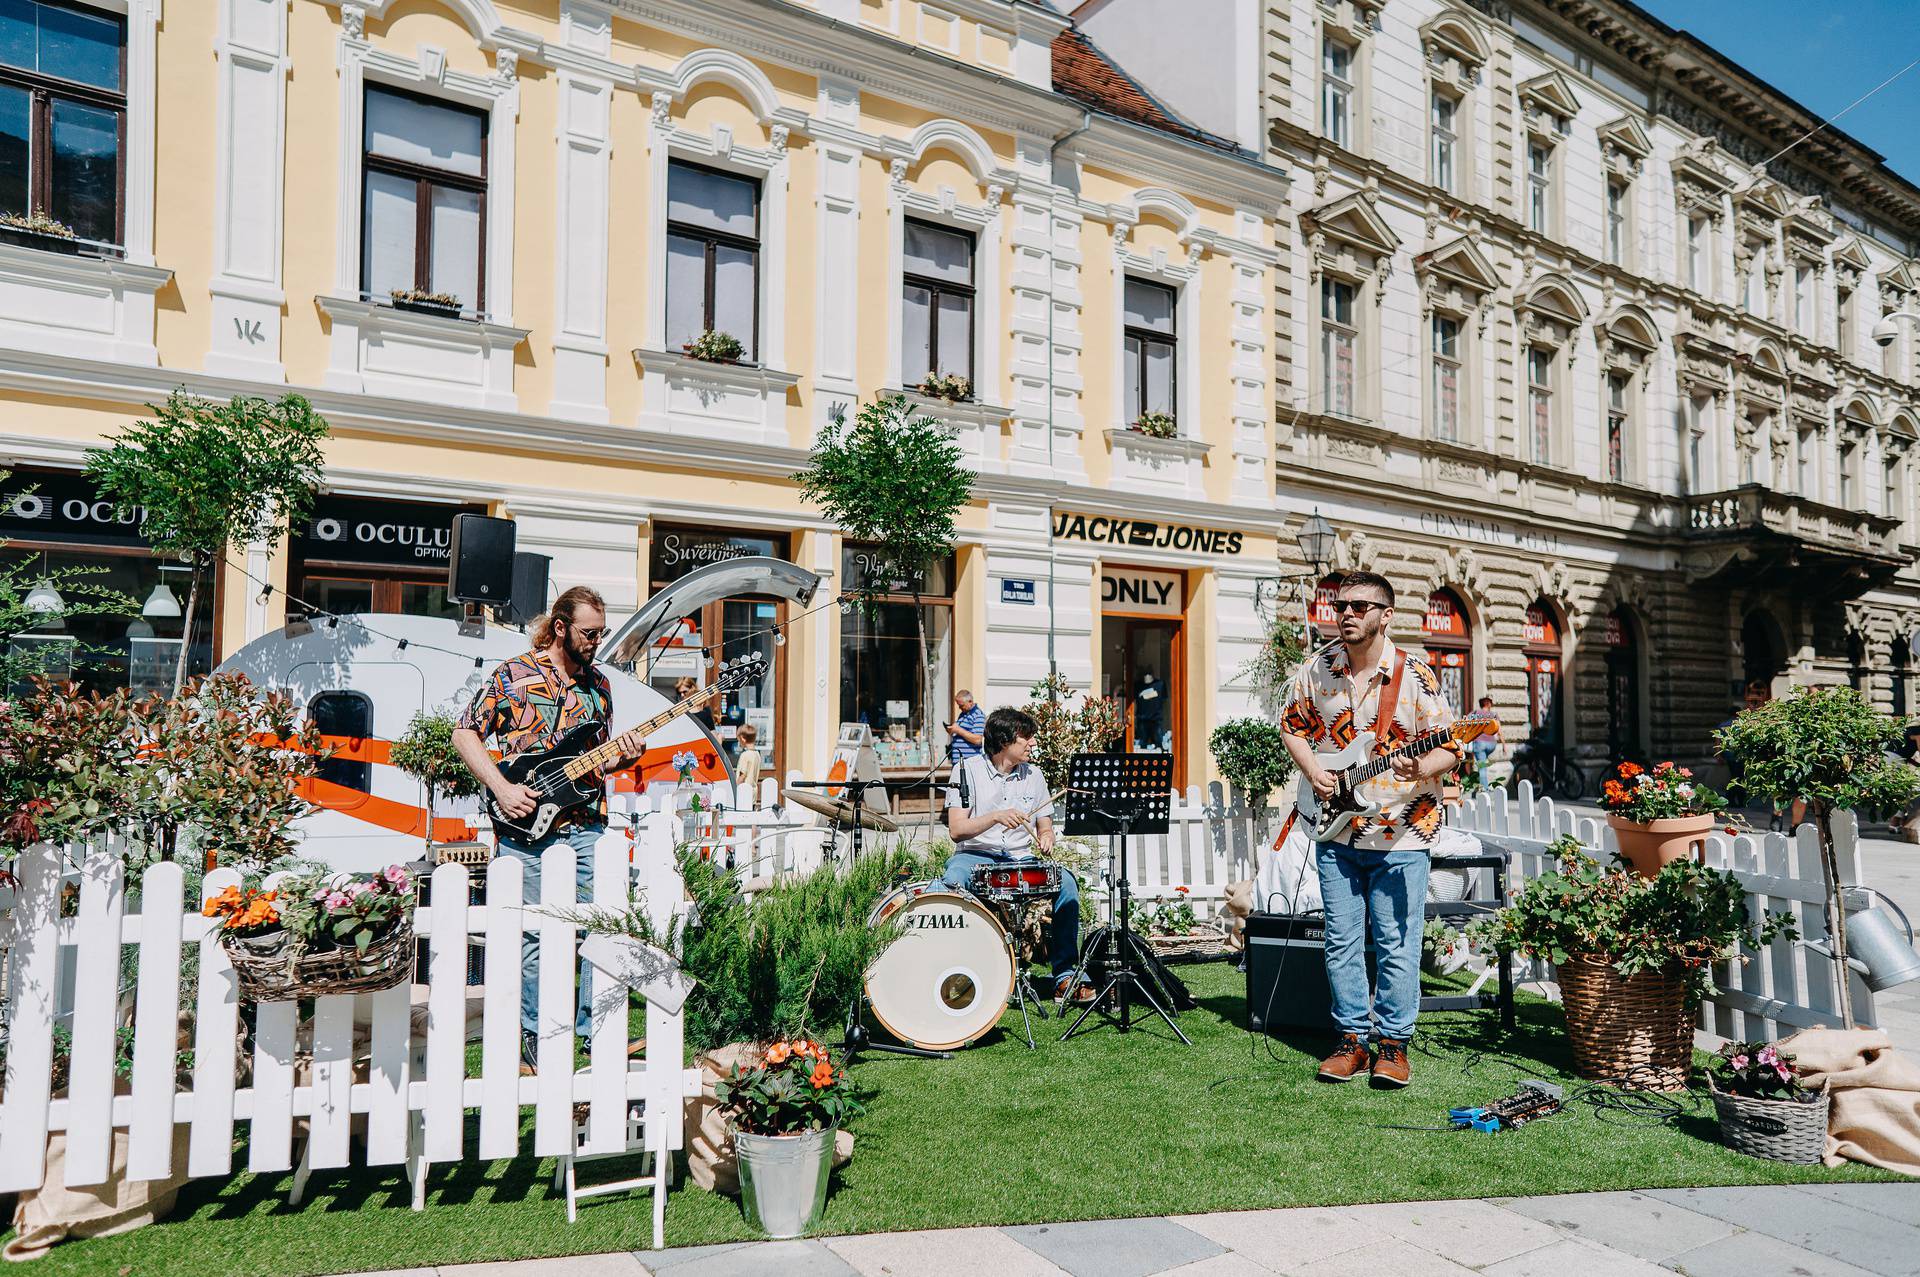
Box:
[685,1043,853,1195]
[5,1127,192,1262]
[1783,1027,1920,1177]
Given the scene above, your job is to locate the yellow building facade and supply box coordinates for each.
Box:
[0,0,1287,788]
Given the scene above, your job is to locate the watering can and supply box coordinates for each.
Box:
[1838,887,1920,992]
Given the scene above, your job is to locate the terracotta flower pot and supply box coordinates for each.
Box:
[1607,812,1715,878]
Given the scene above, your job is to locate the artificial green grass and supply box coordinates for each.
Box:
[12,963,1895,1276]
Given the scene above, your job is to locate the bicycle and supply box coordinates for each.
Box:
[1506,736,1587,802]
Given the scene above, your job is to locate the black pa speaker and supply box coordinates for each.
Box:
[507,551,551,627]
[448,513,516,604]
[1244,912,1375,1035]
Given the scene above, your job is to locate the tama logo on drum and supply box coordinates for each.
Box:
[905,912,969,930]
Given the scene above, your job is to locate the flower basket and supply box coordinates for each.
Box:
[1709,1076,1830,1164]
[1145,929,1232,962]
[391,296,462,318]
[1608,813,1715,878]
[1556,952,1691,1087]
[223,921,415,1002]
[0,224,81,255]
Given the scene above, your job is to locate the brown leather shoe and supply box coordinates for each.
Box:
[1317,1032,1371,1082]
[1371,1037,1411,1088]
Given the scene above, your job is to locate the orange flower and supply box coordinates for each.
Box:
[765,1041,791,1065]
[794,1039,820,1061]
[1618,762,1643,778]
[809,1061,834,1089]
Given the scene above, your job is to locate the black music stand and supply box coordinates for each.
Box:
[1059,752,1190,1045]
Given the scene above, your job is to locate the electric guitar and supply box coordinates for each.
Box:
[482,652,767,843]
[1296,713,1500,843]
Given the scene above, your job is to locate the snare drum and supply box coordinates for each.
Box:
[968,859,1062,903]
[865,882,1013,1050]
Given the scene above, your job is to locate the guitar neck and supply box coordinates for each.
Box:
[562,689,713,780]
[1347,726,1453,784]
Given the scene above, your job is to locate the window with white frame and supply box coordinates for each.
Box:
[1123,276,1177,425]
[1526,143,1551,234]
[901,218,974,387]
[1431,314,1461,441]
[1793,263,1813,336]
[1838,284,1855,360]
[0,0,125,248]
[1887,452,1905,525]
[1606,371,1629,483]
[1796,427,1814,496]
[666,159,761,360]
[1321,277,1357,418]
[1839,435,1858,509]
[1605,178,1628,266]
[1322,38,1353,149]
[1688,395,1712,490]
[362,87,488,315]
[1526,348,1553,463]
[1743,252,1765,315]
[1430,92,1457,193]
[1686,214,1710,292]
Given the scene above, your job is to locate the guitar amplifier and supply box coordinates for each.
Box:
[1244,911,1374,1036]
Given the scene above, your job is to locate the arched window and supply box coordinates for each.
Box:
[1523,598,1564,745]
[1604,606,1644,762]
[1422,588,1472,716]
[1310,572,1344,644]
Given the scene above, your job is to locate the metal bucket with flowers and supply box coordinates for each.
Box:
[717,1037,866,1238]
[205,864,417,1001]
[1600,761,1729,878]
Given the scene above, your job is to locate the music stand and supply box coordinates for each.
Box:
[1059,753,1190,1045]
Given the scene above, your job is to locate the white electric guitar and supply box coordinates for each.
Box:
[1296,713,1501,843]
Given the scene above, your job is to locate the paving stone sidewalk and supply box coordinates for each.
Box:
[340,1183,1920,1277]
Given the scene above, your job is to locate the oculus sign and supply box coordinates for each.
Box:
[291,496,488,570]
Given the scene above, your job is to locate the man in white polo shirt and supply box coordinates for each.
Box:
[940,706,1093,1004]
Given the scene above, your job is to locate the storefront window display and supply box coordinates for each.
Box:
[1523,598,1564,747]
[839,542,954,773]
[288,495,485,621]
[1422,588,1472,717]
[1099,564,1185,787]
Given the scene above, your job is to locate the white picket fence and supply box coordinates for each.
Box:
[0,810,699,1248]
[1452,783,1876,1041]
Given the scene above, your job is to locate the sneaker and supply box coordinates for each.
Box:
[520,1031,538,1075]
[1317,1032,1371,1083]
[1371,1037,1411,1088]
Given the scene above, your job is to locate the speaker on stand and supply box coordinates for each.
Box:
[507,551,551,628]
[448,513,516,633]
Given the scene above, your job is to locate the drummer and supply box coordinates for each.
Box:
[940,707,1093,1005]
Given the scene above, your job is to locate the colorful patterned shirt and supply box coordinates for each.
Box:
[1280,639,1458,851]
[457,650,614,823]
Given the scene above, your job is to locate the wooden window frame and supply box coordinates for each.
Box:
[901,217,976,384]
[1321,277,1358,419]
[0,0,128,247]
[1322,37,1352,148]
[1123,276,1177,425]
[1431,313,1462,442]
[361,84,489,315]
[666,157,762,361]
[1606,371,1629,484]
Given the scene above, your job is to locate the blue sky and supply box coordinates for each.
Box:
[1639,1,1920,186]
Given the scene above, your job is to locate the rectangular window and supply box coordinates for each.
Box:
[0,0,126,246]
[1887,457,1904,525]
[1322,38,1351,148]
[1527,347,1552,463]
[839,543,955,773]
[1797,429,1813,496]
[1526,143,1550,233]
[1744,256,1764,315]
[1122,277,1177,425]
[1607,371,1629,483]
[1430,92,1456,192]
[665,159,761,360]
[1838,286,1855,360]
[1687,214,1708,291]
[901,218,975,387]
[1605,178,1627,265]
[1321,278,1356,419]
[1431,314,1461,441]
[1794,263,1812,335]
[362,87,487,314]
[1839,440,1857,510]
[1688,396,1712,490]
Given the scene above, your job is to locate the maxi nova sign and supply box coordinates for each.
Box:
[1051,511,1244,555]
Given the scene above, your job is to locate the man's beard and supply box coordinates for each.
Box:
[569,637,597,668]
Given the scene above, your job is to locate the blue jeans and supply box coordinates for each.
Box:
[937,851,1081,982]
[498,824,600,1039]
[1316,840,1429,1042]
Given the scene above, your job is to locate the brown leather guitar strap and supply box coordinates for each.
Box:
[1370,650,1408,757]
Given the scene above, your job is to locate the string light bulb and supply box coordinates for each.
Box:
[772,629,786,647]
[326,615,339,631]
[257,584,273,604]
[396,638,409,652]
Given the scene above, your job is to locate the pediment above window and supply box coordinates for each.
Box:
[1597,116,1651,164]
[1672,139,1733,217]
[1831,237,1871,289]
[1420,11,1487,88]
[1319,0,1386,41]
[1735,177,1790,221]
[1881,260,1918,299]
[1302,191,1399,274]
[1517,72,1580,136]
[1596,302,1661,368]
[1784,200,1837,255]
[1417,234,1500,294]
[1515,272,1587,348]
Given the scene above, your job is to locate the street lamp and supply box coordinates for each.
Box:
[1293,509,1338,641]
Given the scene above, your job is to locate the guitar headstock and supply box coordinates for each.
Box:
[715,651,769,692]
[1449,713,1500,745]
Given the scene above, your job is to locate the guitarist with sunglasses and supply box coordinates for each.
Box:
[453,584,632,1072]
[1280,570,1462,1089]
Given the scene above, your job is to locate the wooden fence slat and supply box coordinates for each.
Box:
[364,981,412,1165]
[247,1001,298,1172]
[127,860,184,1181]
[424,862,470,1162]
[0,848,62,1192]
[640,815,688,1153]
[187,868,242,1177]
[477,855,524,1160]
[533,841,579,1157]
[63,848,127,1187]
[308,996,355,1169]
[587,831,630,1155]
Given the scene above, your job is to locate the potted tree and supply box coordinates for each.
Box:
[1208,717,1295,833]
[1599,760,1729,877]
[1716,686,1920,1027]
[1469,834,1794,1086]
[390,708,486,860]
[1707,1038,1829,1164]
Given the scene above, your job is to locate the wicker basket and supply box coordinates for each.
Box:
[1146,929,1232,962]
[1556,953,1692,1089]
[1710,1078,1830,1164]
[224,922,416,1002]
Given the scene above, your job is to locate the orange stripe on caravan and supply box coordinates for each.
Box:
[296,775,475,842]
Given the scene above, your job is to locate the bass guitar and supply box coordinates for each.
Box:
[482,652,767,842]
[1295,713,1500,843]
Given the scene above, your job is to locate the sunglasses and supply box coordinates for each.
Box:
[1328,600,1386,615]
[567,624,607,641]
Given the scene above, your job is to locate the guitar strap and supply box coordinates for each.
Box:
[1370,650,1408,758]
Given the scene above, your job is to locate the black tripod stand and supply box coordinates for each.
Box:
[1058,753,1191,1045]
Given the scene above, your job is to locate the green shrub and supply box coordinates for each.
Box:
[1208,717,1295,804]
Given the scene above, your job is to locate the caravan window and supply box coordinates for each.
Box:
[309,691,373,794]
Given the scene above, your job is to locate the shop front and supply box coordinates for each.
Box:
[839,541,955,776]
[1604,605,1645,762]
[1523,598,1565,747]
[646,524,791,776]
[288,494,487,620]
[1422,588,1473,717]
[1,465,216,695]
[1099,564,1185,786]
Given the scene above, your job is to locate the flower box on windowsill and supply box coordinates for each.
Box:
[0,224,83,256]
[895,387,1009,471]
[390,297,464,320]
[1104,426,1211,494]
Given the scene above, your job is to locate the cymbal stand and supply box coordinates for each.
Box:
[790,777,889,865]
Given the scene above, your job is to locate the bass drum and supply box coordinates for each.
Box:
[865,882,1013,1050]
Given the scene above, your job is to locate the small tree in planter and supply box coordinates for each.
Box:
[1022,673,1123,795]
[87,391,328,693]
[1716,686,1920,1027]
[1208,717,1294,845]
[389,708,484,853]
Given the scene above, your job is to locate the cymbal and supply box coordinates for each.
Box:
[786,788,899,833]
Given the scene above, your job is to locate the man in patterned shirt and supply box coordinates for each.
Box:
[453,585,622,1071]
[1281,570,1460,1088]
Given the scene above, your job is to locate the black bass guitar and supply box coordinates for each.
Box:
[482,652,766,842]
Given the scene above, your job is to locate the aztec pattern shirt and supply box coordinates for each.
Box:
[1280,639,1457,851]
[458,650,614,824]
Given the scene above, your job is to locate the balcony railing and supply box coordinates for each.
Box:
[1684,484,1905,559]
